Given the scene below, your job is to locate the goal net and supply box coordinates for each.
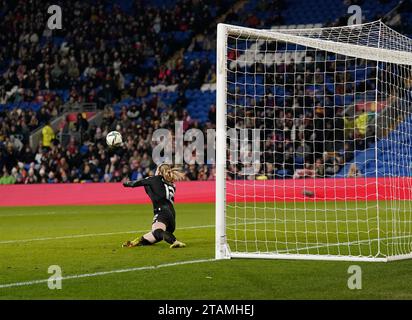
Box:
[216,21,412,262]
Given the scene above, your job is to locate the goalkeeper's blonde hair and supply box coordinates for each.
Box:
[157,164,185,183]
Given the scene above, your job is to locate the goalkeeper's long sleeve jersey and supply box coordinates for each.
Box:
[125,176,176,211]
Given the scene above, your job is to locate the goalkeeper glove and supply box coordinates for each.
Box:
[123,181,134,188]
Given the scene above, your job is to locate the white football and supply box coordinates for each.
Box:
[106,131,122,147]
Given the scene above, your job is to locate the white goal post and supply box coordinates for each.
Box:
[215,21,412,262]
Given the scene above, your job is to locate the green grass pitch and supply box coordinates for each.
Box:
[1,202,412,299]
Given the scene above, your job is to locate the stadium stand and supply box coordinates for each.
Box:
[0,0,410,184]
[336,114,412,178]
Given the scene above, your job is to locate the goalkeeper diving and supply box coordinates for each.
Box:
[122,164,186,248]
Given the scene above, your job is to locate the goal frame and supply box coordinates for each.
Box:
[215,22,412,262]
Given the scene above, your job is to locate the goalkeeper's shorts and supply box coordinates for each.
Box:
[152,206,176,233]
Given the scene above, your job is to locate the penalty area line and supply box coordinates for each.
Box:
[0,258,216,289]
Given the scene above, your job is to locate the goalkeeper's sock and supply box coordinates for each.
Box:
[162,231,177,245]
[135,236,153,246]
[152,229,176,244]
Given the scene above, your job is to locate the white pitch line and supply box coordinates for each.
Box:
[0,230,141,245]
[0,221,266,245]
[0,224,215,245]
[0,210,144,217]
[277,234,412,254]
[0,211,59,217]
[0,258,216,289]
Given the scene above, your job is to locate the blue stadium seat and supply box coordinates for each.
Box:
[336,115,412,177]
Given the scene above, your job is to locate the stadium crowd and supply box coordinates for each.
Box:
[0,101,217,184]
[0,0,231,105]
[0,0,406,184]
[0,0,231,183]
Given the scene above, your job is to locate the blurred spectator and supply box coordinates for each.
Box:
[293,163,315,179]
[208,104,216,124]
[347,163,363,178]
[315,158,325,178]
[323,152,343,176]
[0,167,15,184]
[41,121,55,150]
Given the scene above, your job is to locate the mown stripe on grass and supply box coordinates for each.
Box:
[0,258,216,289]
[0,224,215,244]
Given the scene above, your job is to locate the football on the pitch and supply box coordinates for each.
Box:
[106,131,122,147]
